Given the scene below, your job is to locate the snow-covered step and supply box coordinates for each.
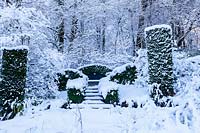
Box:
[70,103,113,109]
[87,85,98,89]
[85,90,99,93]
[85,93,102,97]
[82,79,106,106]
[86,88,98,91]
[83,100,104,104]
[85,97,103,100]
[85,92,100,95]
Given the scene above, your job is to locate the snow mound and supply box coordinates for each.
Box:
[66,78,88,91]
[1,45,29,51]
[98,77,118,98]
[109,62,135,77]
[58,68,86,77]
[78,63,111,70]
[145,24,172,32]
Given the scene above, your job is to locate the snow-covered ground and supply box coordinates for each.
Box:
[0,98,199,133]
[0,50,200,133]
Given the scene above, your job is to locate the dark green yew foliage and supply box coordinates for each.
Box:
[110,65,137,85]
[79,65,111,80]
[67,88,84,103]
[104,90,119,105]
[0,48,28,120]
[56,70,82,91]
[145,25,175,101]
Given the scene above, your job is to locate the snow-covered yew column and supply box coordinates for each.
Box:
[0,46,28,120]
[145,25,174,101]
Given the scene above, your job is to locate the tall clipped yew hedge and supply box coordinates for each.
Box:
[0,47,28,120]
[145,25,174,101]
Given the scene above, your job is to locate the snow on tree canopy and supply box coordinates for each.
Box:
[145,24,174,101]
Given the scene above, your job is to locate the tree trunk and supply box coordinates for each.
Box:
[101,18,106,54]
[129,9,136,56]
[171,0,186,48]
[136,0,156,49]
[57,20,65,52]
[136,0,148,48]
[56,0,65,53]
[68,1,79,53]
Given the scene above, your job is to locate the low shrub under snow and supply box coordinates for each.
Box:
[110,63,137,85]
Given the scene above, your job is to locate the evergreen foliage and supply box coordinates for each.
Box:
[104,90,119,105]
[79,65,111,80]
[110,65,137,85]
[55,70,83,91]
[145,25,175,101]
[0,48,28,120]
[67,88,85,104]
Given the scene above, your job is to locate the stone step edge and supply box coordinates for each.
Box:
[88,80,100,82]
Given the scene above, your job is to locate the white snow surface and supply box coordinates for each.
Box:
[0,98,199,133]
[78,63,111,70]
[57,68,88,91]
[144,24,172,32]
[144,24,172,38]
[58,68,86,76]
[98,77,149,104]
[109,62,135,77]
[67,78,88,91]
[1,45,29,51]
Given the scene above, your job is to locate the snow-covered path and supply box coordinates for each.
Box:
[0,108,130,133]
[0,98,200,133]
[0,100,130,133]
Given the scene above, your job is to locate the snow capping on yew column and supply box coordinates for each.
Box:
[0,46,28,120]
[145,24,174,101]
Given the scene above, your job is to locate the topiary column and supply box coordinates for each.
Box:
[145,25,174,102]
[0,46,28,120]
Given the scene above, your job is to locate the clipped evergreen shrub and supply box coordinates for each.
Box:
[67,88,85,103]
[79,64,111,80]
[104,90,119,105]
[145,25,175,102]
[110,64,137,85]
[55,69,83,91]
[0,47,28,120]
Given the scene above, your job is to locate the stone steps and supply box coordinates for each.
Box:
[84,80,104,104]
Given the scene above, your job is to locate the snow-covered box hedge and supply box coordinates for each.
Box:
[55,69,88,91]
[110,63,137,85]
[55,69,88,103]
